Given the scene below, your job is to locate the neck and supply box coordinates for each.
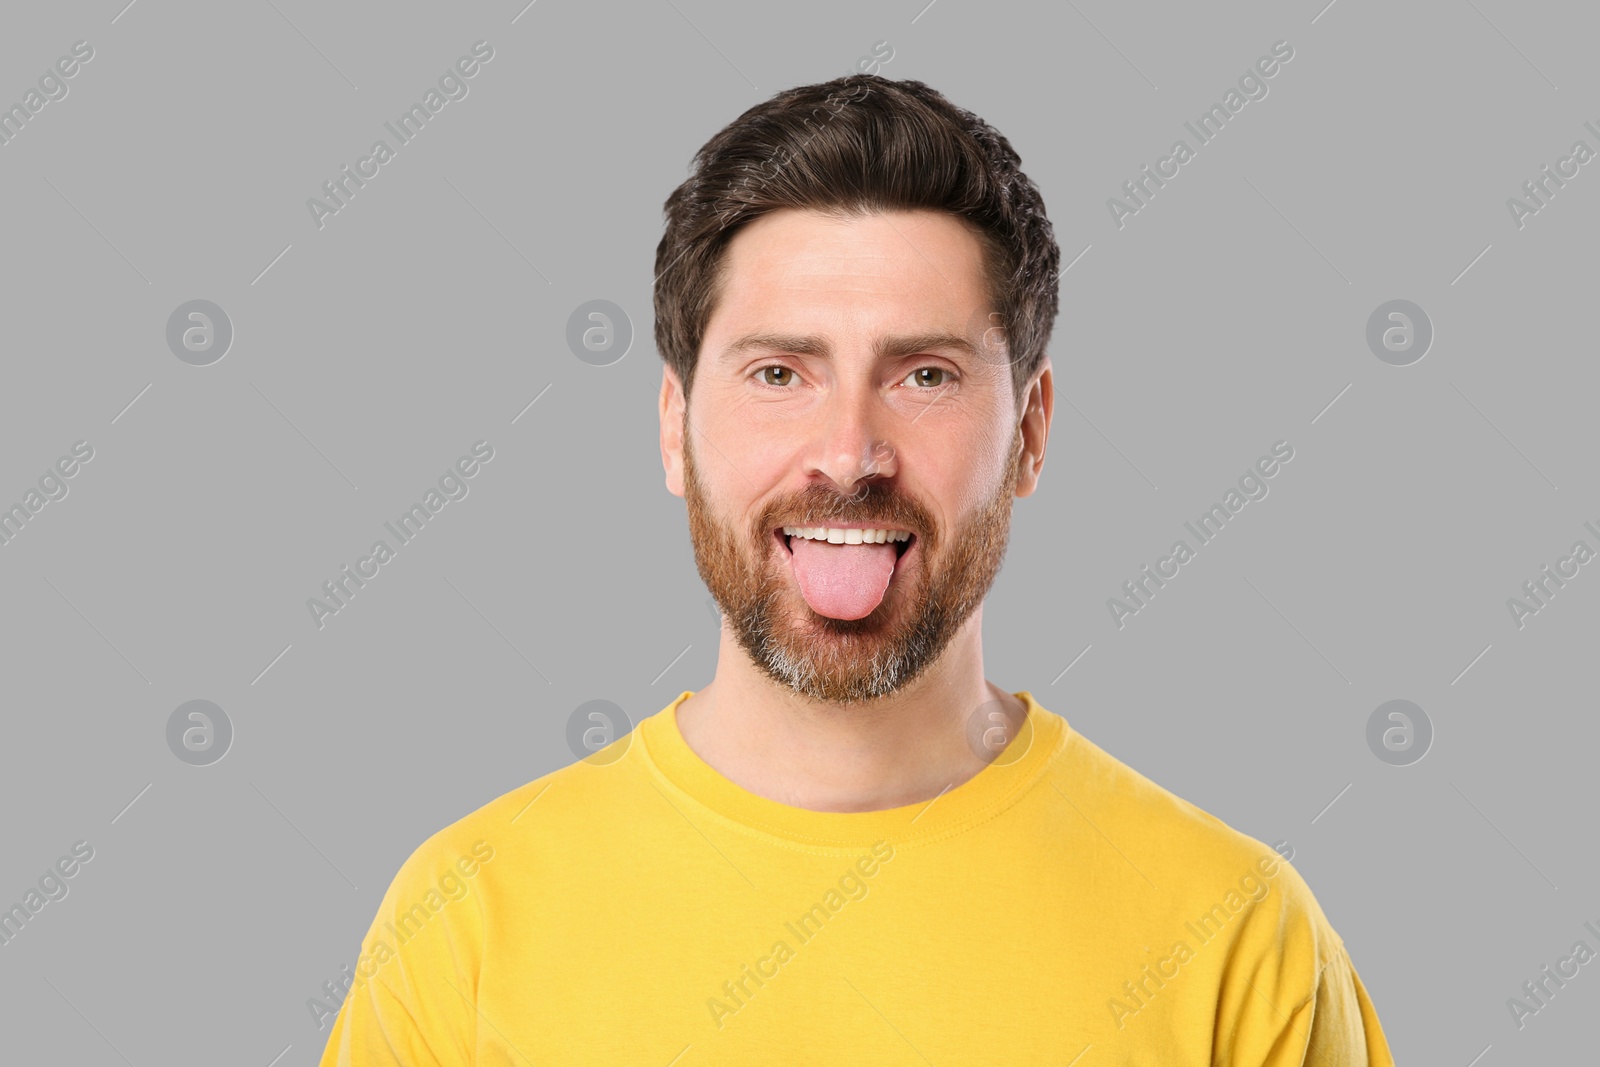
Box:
[674,611,1023,813]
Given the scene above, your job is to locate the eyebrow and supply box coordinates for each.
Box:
[716,331,979,365]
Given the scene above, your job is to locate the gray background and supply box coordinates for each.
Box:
[0,0,1593,1062]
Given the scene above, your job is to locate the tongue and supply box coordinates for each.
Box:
[788,537,898,620]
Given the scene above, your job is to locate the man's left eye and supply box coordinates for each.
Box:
[905,367,953,388]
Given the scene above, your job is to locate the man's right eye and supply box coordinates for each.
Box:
[754,365,799,388]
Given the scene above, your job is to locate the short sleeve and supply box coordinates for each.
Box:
[316,835,488,1067]
[1254,946,1396,1067]
[318,972,448,1067]
[1208,847,1398,1067]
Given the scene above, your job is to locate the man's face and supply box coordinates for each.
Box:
[662,208,1047,706]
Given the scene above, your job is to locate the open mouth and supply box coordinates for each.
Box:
[775,527,916,560]
[773,526,918,619]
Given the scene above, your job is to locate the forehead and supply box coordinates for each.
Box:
[709,208,992,331]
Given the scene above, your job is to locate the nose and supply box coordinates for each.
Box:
[805,381,899,497]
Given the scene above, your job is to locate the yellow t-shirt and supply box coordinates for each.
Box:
[318,690,1395,1065]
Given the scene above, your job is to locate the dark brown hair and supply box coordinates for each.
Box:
[653,73,1061,409]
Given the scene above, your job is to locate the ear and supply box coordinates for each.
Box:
[1013,356,1052,499]
[660,364,688,498]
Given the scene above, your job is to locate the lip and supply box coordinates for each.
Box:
[773,526,917,562]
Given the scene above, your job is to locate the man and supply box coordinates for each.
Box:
[319,74,1395,1064]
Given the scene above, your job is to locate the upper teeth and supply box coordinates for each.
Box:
[783,526,911,545]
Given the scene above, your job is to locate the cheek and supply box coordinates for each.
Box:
[697,400,779,471]
[941,432,1013,506]
[707,428,798,494]
[690,439,787,530]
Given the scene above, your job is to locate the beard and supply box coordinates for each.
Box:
[683,416,1023,707]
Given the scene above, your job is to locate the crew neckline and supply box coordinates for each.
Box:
[638,689,1069,851]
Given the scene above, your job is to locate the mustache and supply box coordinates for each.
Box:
[761,482,927,534]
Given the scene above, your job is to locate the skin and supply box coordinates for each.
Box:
[658,207,1054,813]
